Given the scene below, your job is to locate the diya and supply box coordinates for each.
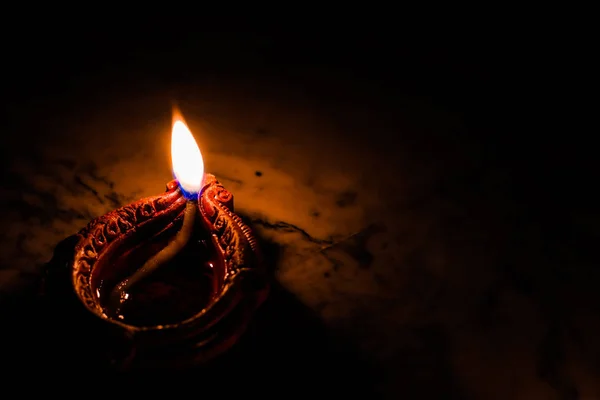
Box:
[41,113,269,370]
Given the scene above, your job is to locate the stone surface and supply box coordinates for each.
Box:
[0,35,597,398]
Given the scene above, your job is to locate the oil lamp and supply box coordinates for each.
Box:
[42,112,269,370]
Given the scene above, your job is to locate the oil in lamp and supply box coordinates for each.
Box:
[41,112,269,370]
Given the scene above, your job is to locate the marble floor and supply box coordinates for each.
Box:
[0,37,597,398]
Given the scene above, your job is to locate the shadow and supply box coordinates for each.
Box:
[179,214,380,396]
[178,281,379,396]
[0,216,380,397]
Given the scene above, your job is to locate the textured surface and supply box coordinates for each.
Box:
[0,49,597,397]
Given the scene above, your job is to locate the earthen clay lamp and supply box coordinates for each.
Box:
[52,113,268,369]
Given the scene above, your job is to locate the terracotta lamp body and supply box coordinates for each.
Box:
[43,174,268,370]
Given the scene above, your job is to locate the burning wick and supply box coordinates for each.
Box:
[108,115,204,318]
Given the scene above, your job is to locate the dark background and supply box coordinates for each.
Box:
[1,19,596,398]
[3,21,587,250]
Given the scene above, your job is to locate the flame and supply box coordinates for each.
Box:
[171,114,204,198]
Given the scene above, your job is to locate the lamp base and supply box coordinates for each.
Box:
[40,175,269,370]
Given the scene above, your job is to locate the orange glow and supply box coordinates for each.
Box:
[171,114,204,196]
